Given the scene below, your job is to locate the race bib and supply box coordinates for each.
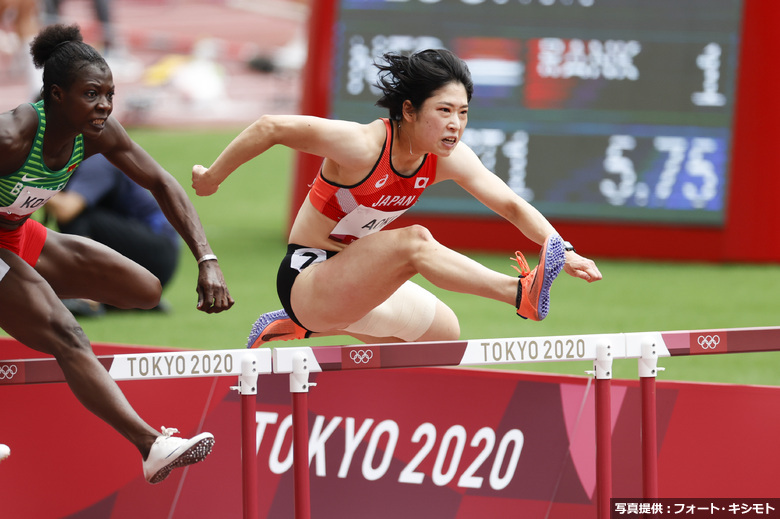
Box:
[0,186,59,220]
[329,205,409,244]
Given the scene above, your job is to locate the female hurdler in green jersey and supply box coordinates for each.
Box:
[0,23,234,483]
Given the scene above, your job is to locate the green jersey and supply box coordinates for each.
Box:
[0,101,84,223]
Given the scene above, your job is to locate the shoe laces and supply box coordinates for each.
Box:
[160,427,179,438]
[511,251,531,277]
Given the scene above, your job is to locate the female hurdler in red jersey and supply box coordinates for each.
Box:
[192,49,603,346]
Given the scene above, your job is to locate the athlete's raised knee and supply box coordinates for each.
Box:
[132,276,162,310]
[395,224,439,258]
[404,224,436,243]
[110,274,162,310]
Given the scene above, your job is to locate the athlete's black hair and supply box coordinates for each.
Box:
[30,24,108,109]
[374,49,474,121]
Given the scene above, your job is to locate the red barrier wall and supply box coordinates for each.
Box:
[292,1,780,263]
[2,340,780,518]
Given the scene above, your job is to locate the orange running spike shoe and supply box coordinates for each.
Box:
[247,309,309,348]
[511,234,565,321]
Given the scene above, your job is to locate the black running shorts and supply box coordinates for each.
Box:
[277,244,339,328]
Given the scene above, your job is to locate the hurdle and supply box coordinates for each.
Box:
[0,347,272,519]
[274,326,780,519]
[624,326,780,500]
[4,326,780,518]
[274,333,622,519]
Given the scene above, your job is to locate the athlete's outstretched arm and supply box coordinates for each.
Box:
[439,142,602,283]
[93,119,235,312]
[191,115,380,196]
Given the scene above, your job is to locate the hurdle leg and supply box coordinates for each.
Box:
[234,354,260,519]
[290,351,315,519]
[592,341,613,519]
[638,338,664,499]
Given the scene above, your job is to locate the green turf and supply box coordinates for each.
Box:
[5,128,779,386]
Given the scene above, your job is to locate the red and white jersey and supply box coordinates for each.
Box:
[308,118,438,244]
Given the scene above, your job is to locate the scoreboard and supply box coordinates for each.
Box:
[295,0,780,262]
[328,0,742,226]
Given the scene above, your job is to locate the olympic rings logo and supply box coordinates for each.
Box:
[349,349,374,364]
[697,335,721,349]
[0,364,18,380]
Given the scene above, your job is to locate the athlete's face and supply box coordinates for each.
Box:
[414,81,469,157]
[56,63,115,138]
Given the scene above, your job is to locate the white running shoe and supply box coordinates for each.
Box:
[142,427,214,484]
[0,444,9,463]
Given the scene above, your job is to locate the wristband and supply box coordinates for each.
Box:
[197,254,218,265]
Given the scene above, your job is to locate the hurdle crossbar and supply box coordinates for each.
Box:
[272,325,779,374]
[625,327,780,357]
[0,348,271,385]
[272,332,624,373]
